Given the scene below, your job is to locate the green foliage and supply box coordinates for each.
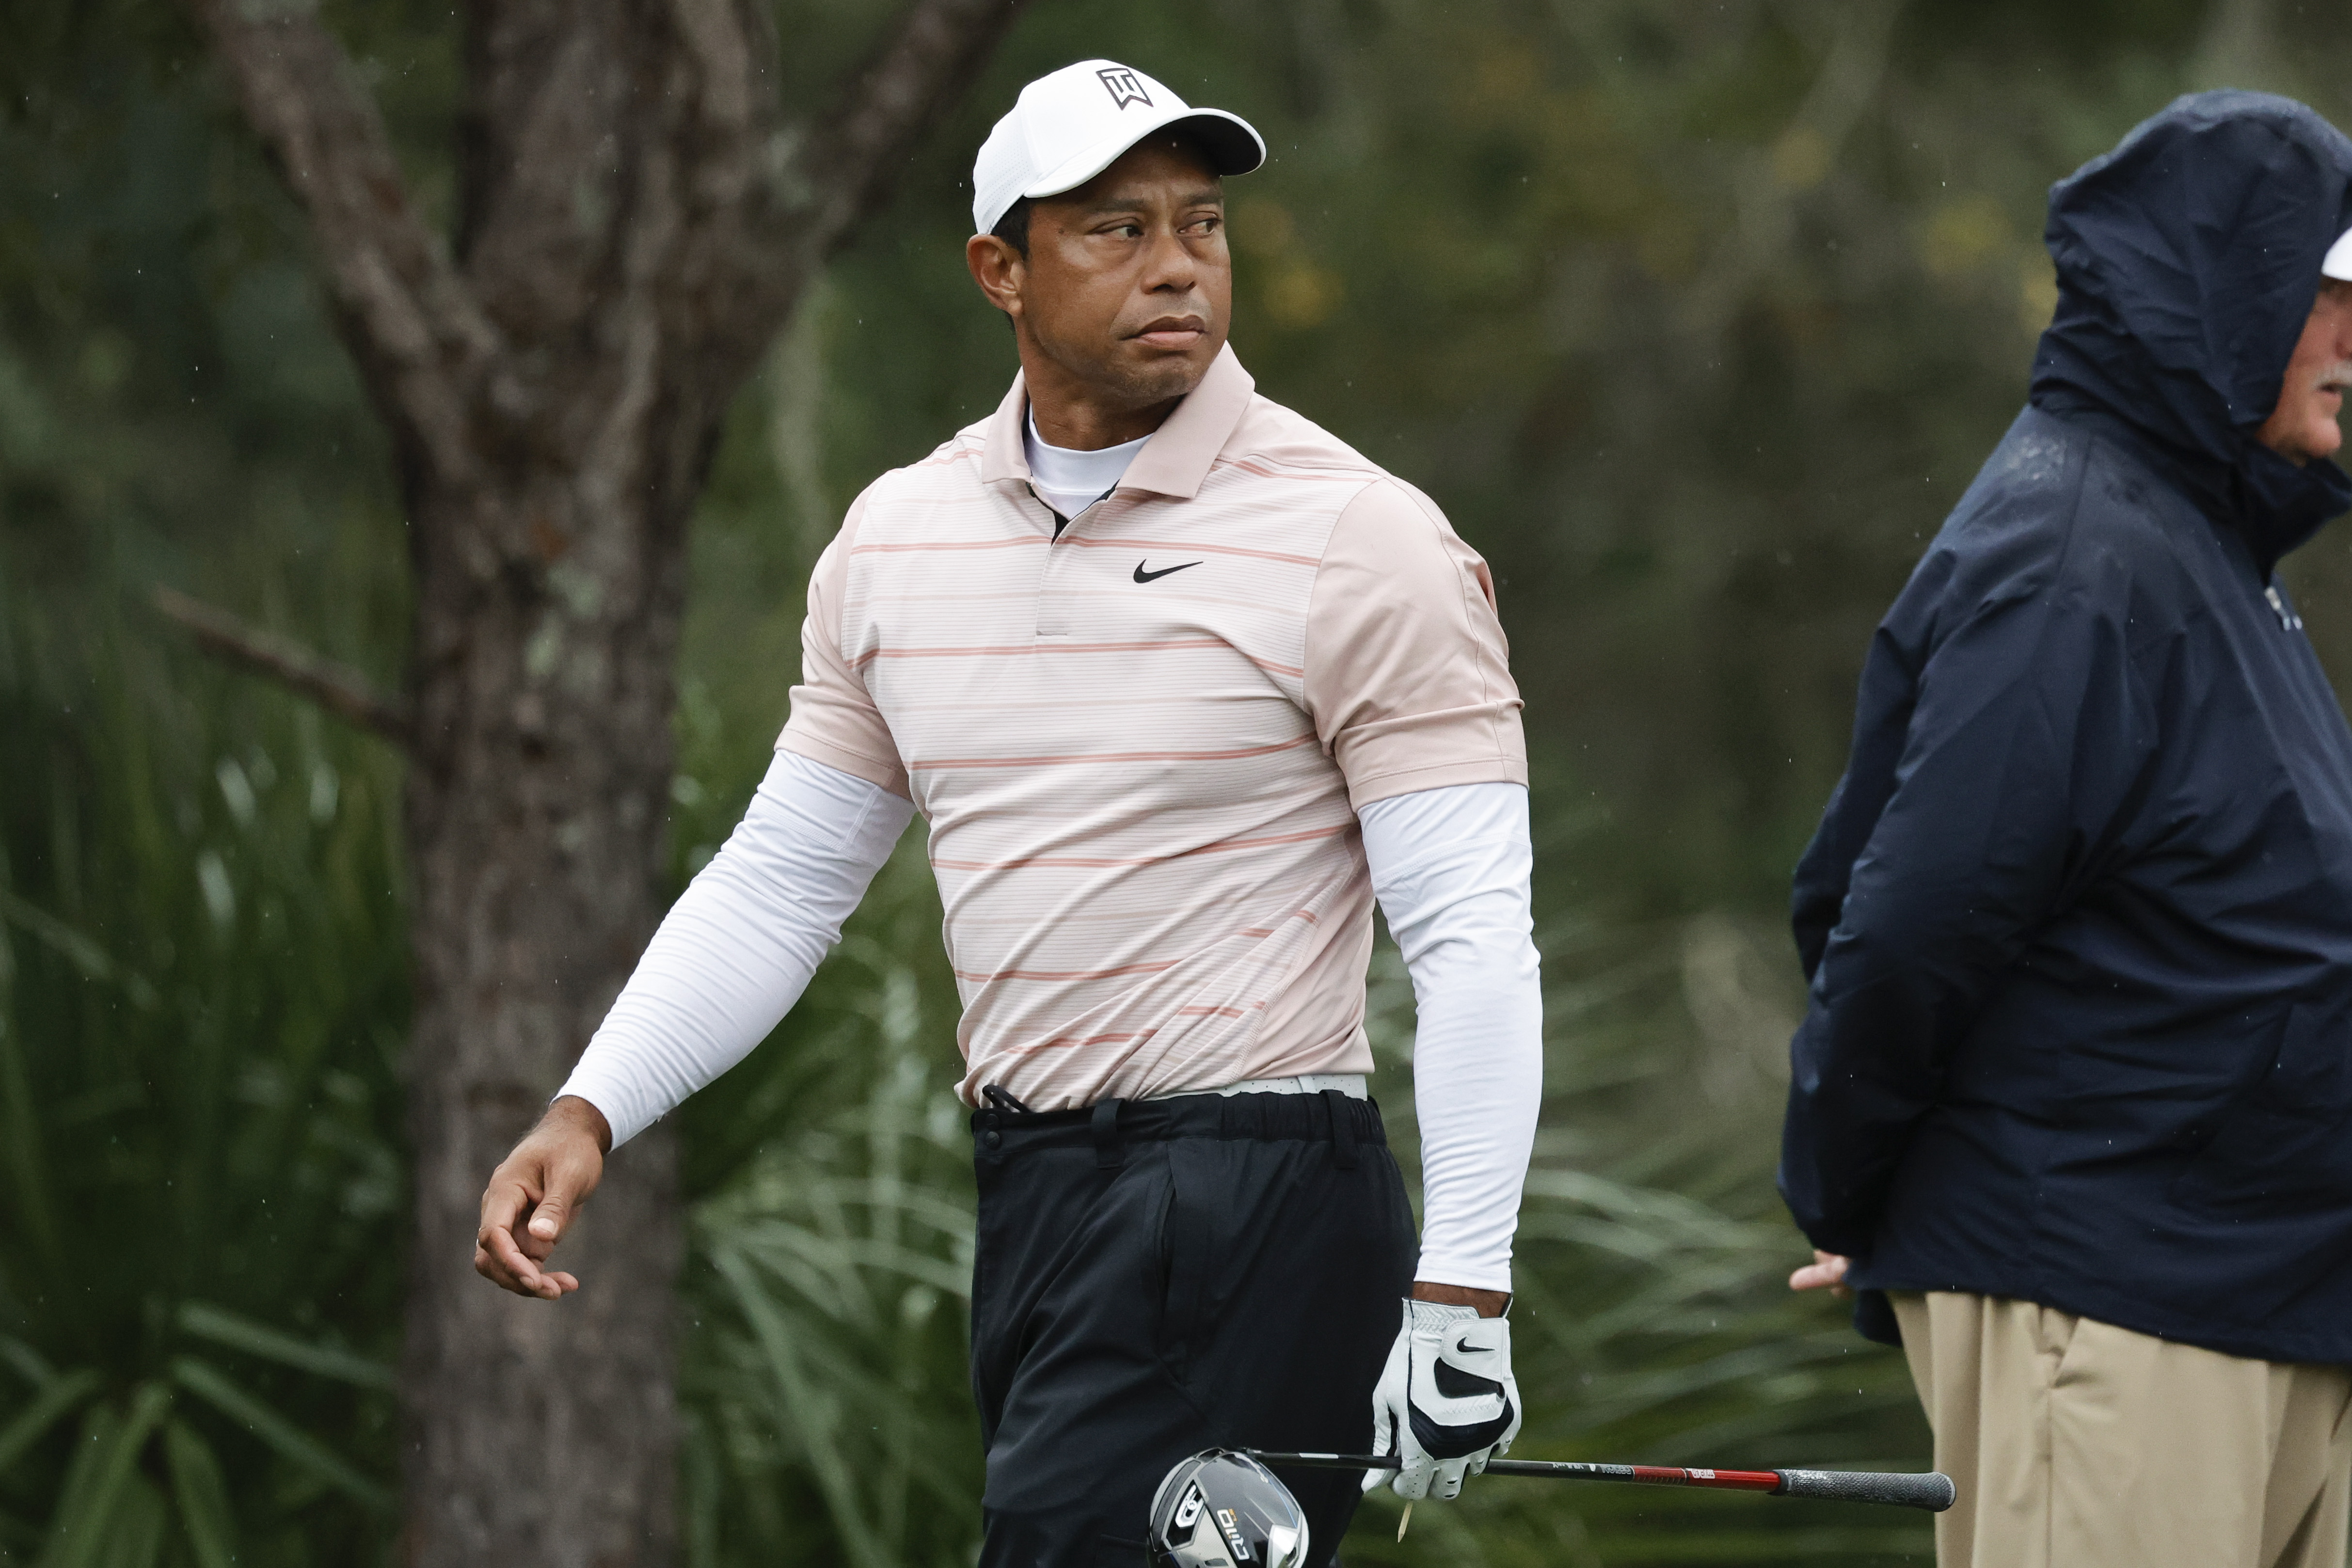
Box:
[0,25,413,1554]
[668,784,985,1568]
[0,604,409,1565]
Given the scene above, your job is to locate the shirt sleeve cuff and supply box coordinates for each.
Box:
[777,729,912,800]
[1347,755,1528,811]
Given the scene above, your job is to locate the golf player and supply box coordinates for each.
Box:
[473,60,1542,1563]
[1784,93,2352,1567]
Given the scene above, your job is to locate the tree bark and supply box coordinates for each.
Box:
[182,0,1028,1561]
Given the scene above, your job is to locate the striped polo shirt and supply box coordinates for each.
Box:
[780,346,1525,1110]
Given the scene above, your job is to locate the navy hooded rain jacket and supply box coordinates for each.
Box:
[1780,91,2352,1364]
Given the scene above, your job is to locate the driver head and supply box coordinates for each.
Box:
[1147,1450,1310,1568]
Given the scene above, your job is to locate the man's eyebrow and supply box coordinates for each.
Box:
[1070,187,1225,218]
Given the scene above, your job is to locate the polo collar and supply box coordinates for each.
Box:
[977,343,1256,501]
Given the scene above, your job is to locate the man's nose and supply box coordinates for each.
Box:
[1140,224,1200,292]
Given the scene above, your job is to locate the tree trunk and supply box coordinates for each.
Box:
[399,455,700,1564]
[396,5,779,1545]
[180,0,1030,1561]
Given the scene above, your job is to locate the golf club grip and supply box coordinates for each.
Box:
[1771,1467,1957,1512]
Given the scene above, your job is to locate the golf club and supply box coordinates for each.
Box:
[1245,1450,1956,1513]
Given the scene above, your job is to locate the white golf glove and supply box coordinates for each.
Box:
[1363,1298,1522,1501]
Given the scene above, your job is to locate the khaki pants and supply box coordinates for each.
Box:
[1892,1292,2352,1568]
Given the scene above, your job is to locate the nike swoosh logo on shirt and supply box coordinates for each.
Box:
[1134,560,1203,583]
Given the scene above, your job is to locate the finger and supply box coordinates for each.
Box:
[473,1244,513,1291]
[1434,1458,1469,1501]
[479,1170,535,1235]
[528,1140,605,1242]
[1363,1412,1394,1494]
[474,1239,544,1299]
[484,1224,551,1296]
[1392,1457,1434,1501]
[473,1227,528,1290]
[526,1189,570,1242]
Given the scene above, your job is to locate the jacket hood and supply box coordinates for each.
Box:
[2029,90,2352,571]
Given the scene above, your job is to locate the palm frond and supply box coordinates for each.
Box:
[174,1305,393,1391]
[168,1359,391,1513]
[162,1421,240,1568]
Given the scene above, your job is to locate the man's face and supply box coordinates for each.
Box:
[2257,278,2352,466]
[970,137,1230,415]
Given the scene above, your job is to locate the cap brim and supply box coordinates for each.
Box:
[2325,224,2352,283]
[1022,108,1266,204]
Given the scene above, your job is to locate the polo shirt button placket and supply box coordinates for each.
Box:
[1034,494,1111,641]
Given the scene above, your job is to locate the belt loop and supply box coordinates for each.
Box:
[1322,1089,1359,1171]
[1093,1097,1125,1169]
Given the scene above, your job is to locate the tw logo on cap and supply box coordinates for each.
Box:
[1097,66,1153,110]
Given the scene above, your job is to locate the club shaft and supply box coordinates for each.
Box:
[1253,1451,1775,1491]
[1243,1451,1955,1513]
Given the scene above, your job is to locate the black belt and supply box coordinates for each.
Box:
[972,1089,1381,1171]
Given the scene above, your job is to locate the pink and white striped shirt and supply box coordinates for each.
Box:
[780,346,1525,1110]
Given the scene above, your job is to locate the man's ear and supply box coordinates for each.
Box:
[966,234,1024,323]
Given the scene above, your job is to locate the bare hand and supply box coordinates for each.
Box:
[1788,1249,1852,1299]
[475,1096,611,1300]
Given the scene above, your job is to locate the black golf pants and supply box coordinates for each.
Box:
[970,1090,1416,1567]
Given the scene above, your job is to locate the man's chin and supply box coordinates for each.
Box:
[2257,410,2343,467]
[1111,344,1219,406]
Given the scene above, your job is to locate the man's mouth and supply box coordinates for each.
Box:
[1130,316,1208,350]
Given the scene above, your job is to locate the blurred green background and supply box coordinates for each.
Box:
[7,0,2352,1563]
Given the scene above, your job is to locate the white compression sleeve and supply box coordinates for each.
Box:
[1359,781,1543,1293]
[556,749,915,1146]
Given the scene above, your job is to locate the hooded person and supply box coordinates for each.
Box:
[1780,91,2352,1568]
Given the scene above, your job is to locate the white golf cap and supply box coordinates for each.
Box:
[2326,225,2352,281]
[971,59,1265,236]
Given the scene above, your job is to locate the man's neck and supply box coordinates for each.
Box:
[1024,387,1180,451]
[1017,347,1187,451]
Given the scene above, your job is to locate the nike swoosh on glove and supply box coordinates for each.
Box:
[1363,1298,1522,1501]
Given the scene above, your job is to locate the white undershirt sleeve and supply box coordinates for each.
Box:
[1358,780,1543,1295]
[556,748,915,1146]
